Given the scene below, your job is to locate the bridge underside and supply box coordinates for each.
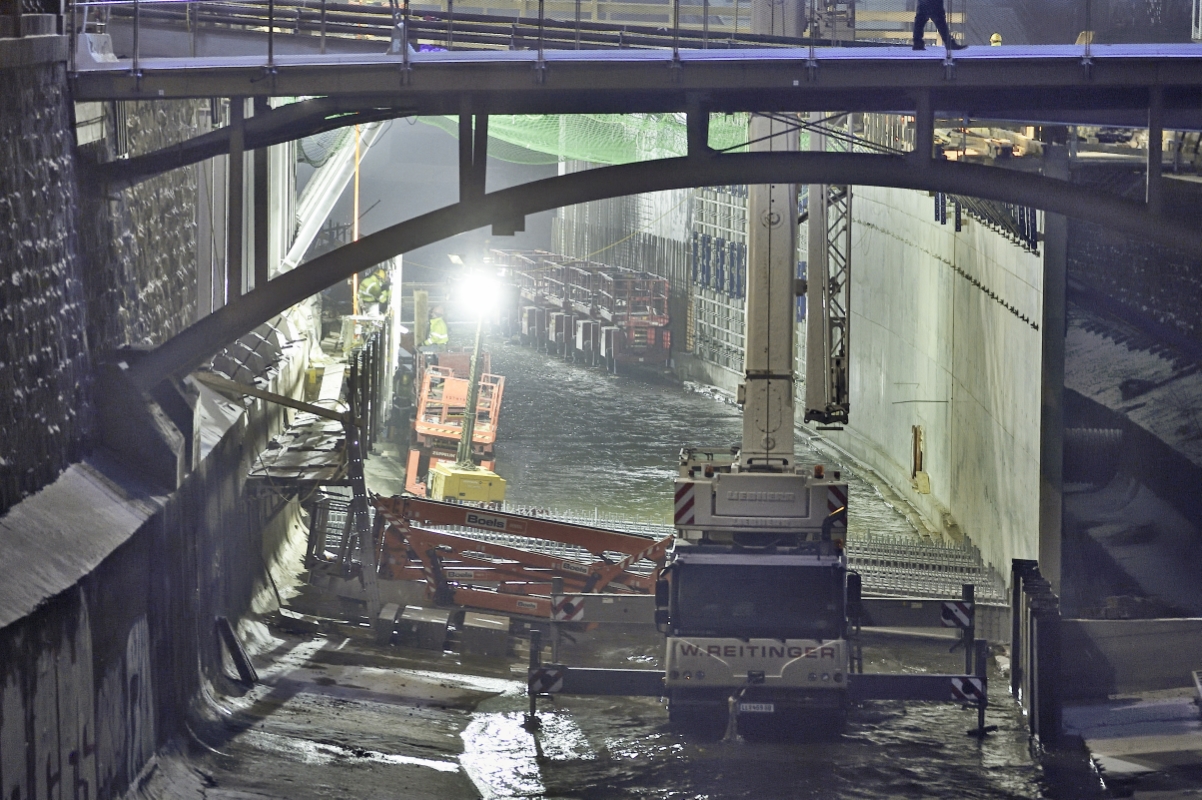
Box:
[126,149,1202,393]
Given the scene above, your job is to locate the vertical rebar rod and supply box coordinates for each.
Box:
[447,0,454,49]
[703,0,709,48]
[575,0,581,48]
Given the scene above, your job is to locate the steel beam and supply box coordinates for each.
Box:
[92,96,415,189]
[71,46,1202,114]
[125,150,1202,392]
[1146,85,1164,215]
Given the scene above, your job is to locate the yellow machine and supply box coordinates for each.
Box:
[428,461,507,504]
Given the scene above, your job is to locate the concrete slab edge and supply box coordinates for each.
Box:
[0,34,68,69]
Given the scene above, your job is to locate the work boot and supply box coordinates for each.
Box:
[945,39,966,50]
[912,42,926,50]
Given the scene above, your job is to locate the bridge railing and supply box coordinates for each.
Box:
[68,0,981,68]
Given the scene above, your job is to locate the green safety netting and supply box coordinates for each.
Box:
[419,113,757,165]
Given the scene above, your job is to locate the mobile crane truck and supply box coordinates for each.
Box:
[525,169,992,738]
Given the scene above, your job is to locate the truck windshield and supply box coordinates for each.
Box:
[673,564,843,640]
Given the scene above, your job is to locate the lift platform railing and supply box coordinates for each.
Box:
[373,495,673,618]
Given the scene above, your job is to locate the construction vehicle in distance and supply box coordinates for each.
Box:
[405,348,505,501]
[421,305,508,506]
[493,250,672,373]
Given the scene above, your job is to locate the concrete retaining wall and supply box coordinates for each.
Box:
[823,185,1045,581]
[0,44,309,799]
[1061,618,1202,698]
[0,343,308,800]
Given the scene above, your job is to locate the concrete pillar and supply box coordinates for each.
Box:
[1146,86,1164,215]
[1038,145,1069,594]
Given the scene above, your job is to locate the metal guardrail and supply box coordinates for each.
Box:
[74,0,878,66]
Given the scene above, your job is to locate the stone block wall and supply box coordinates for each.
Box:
[0,57,202,518]
[0,59,91,515]
[78,99,200,353]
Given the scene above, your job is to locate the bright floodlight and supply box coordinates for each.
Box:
[458,269,501,317]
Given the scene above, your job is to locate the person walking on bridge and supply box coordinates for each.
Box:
[913,0,965,51]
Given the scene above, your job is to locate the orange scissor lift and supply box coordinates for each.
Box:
[405,356,505,497]
[373,496,673,618]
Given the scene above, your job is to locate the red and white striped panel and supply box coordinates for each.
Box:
[552,596,585,622]
[674,482,696,525]
[827,484,848,516]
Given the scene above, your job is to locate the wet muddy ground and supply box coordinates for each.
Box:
[177,622,1060,800]
[159,337,1100,799]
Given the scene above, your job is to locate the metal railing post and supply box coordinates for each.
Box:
[67,0,75,73]
[402,0,410,68]
[132,0,141,76]
[320,0,327,54]
[672,0,680,58]
[538,0,545,60]
[525,629,542,728]
[962,583,975,674]
[268,0,275,67]
[551,577,563,662]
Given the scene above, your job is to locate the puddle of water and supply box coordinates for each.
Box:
[241,728,460,772]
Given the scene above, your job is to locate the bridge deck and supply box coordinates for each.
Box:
[74,43,1202,122]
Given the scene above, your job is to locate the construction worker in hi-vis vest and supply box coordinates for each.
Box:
[358,267,391,315]
[426,304,450,347]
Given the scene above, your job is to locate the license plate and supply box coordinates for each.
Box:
[739,702,775,713]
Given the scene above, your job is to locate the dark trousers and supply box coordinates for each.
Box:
[913,0,954,45]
